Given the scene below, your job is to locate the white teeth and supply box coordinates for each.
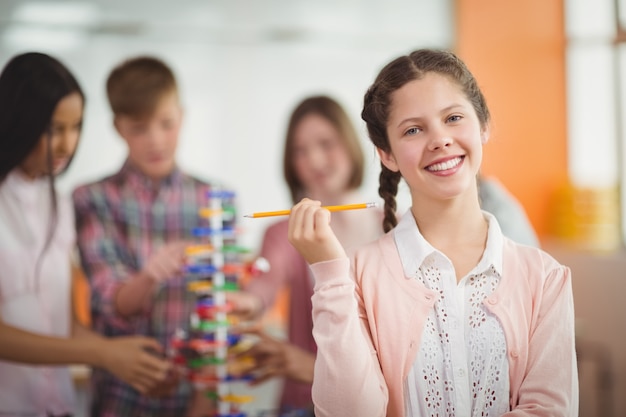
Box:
[427,157,462,172]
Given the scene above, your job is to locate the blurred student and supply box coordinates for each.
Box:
[287,49,577,416]
[229,95,383,411]
[72,56,232,417]
[0,52,171,417]
[478,176,539,247]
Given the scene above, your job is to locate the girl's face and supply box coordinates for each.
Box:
[379,72,488,203]
[292,113,353,199]
[114,91,182,181]
[20,92,84,179]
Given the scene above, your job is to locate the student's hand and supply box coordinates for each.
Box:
[288,198,347,264]
[99,336,172,394]
[185,389,216,417]
[142,241,190,283]
[231,325,314,385]
[226,291,264,321]
[144,365,184,398]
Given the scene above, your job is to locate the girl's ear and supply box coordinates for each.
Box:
[481,124,491,145]
[377,147,400,172]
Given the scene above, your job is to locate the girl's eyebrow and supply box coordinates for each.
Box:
[396,103,466,128]
[396,116,423,128]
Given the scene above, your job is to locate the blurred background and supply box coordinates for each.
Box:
[0,0,624,416]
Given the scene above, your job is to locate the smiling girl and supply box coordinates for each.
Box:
[287,49,578,417]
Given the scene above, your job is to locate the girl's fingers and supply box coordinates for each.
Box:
[138,355,170,379]
[288,199,307,241]
[301,204,319,239]
[251,369,277,385]
[140,337,165,355]
[288,198,345,263]
[132,362,175,394]
[313,207,332,238]
[131,375,154,393]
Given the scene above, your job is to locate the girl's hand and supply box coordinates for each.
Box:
[232,325,314,385]
[287,198,347,264]
[226,291,264,321]
[98,336,172,394]
[185,388,216,417]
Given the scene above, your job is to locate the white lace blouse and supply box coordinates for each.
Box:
[396,211,510,417]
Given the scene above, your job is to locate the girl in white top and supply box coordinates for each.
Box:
[0,52,172,417]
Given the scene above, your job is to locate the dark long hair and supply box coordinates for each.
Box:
[0,52,84,276]
[0,52,84,181]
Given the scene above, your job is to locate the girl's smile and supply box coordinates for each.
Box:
[424,155,465,175]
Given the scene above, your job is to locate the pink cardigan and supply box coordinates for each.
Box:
[310,233,578,417]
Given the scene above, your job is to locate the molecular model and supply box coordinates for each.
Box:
[169,189,315,417]
[168,189,260,417]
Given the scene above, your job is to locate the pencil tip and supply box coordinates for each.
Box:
[243,214,252,218]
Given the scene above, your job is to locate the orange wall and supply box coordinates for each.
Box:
[455,0,569,236]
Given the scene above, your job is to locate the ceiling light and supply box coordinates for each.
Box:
[12,1,98,26]
[2,26,86,51]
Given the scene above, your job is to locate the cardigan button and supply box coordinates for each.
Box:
[510,350,519,358]
[487,296,498,305]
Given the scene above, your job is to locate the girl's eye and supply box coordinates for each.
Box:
[405,127,420,136]
[47,124,61,134]
[447,114,462,123]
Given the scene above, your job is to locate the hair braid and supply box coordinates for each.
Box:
[378,164,401,233]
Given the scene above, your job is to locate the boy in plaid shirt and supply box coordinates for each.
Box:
[73,56,232,416]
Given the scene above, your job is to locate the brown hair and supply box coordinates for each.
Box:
[361,48,491,233]
[106,56,177,117]
[283,95,365,203]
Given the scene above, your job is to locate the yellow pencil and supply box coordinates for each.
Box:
[244,202,376,218]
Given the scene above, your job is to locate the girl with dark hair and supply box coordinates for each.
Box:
[0,52,171,417]
[287,50,578,416]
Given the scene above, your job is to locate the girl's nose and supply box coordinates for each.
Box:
[427,127,453,151]
[307,146,327,168]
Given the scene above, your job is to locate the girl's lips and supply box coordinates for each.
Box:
[53,158,69,170]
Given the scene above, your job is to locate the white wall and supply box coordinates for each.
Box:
[0,1,453,249]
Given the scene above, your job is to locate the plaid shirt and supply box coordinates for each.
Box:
[73,160,235,417]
